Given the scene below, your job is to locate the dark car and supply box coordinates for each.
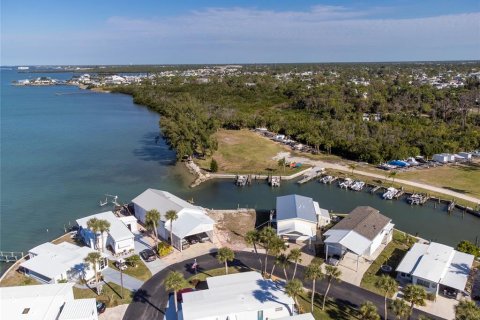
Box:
[140,249,157,262]
[96,301,106,314]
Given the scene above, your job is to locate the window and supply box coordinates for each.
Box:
[275,307,283,312]
[257,310,263,320]
[416,279,431,288]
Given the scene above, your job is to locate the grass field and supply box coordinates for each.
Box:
[0,269,39,287]
[397,162,480,198]
[108,257,152,282]
[196,129,308,174]
[360,230,416,296]
[73,282,132,307]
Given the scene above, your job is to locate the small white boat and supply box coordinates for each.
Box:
[339,178,353,189]
[382,187,398,200]
[350,181,365,191]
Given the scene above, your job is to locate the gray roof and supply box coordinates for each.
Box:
[76,211,134,242]
[58,298,97,320]
[132,189,199,220]
[276,194,317,223]
[329,206,391,240]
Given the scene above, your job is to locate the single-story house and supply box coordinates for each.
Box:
[20,242,107,284]
[181,271,294,320]
[76,211,135,254]
[132,189,215,251]
[0,283,98,320]
[396,242,474,298]
[433,153,455,163]
[276,194,330,241]
[323,206,394,260]
[458,152,472,160]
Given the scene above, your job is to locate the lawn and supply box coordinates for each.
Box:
[195,129,308,174]
[108,257,152,282]
[186,266,250,282]
[360,230,416,296]
[397,162,480,198]
[0,269,39,287]
[73,282,132,307]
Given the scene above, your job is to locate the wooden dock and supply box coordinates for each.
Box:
[0,251,24,263]
[370,185,381,193]
[448,201,456,212]
[297,167,325,184]
[394,189,405,199]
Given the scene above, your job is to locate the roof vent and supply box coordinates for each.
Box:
[22,308,30,314]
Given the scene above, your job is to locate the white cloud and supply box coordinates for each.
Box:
[2,6,479,64]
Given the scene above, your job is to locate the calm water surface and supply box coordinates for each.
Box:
[1,70,479,268]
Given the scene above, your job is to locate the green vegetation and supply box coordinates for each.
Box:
[216,247,235,275]
[112,63,480,164]
[165,210,178,246]
[456,240,480,258]
[455,299,480,320]
[361,230,415,296]
[157,242,173,257]
[398,162,480,198]
[210,159,218,172]
[164,271,188,317]
[145,209,160,247]
[73,282,133,307]
[0,270,39,287]
[108,257,152,282]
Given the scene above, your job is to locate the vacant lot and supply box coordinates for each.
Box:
[73,282,132,307]
[207,209,256,250]
[398,161,480,198]
[196,129,306,174]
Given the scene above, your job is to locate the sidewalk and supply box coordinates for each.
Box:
[102,268,144,291]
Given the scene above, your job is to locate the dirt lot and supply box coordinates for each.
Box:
[207,209,256,250]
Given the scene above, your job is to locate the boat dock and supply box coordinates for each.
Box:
[448,201,456,212]
[319,175,337,184]
[269,176,281,187]
[407,193,429,205]
[370,185,381,193]
[235,175,247,186]
[394,189,405,199]
[0,251,24,263]
[297,167,325,184]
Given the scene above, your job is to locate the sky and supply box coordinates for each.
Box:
[1,0,479,65]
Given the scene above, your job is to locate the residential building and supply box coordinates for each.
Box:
[76,211,135,254]
[433,153,455,163]
[323,206,394,259]
[276,194,330,241]
[0,283,98,320]
[396,242,474,298]
[20,242,107,284]
[132,189,215,251]
[180,271,295,320]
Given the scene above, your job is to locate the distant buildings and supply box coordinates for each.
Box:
[1,283,98,320]
[180,271,295,320]
[396,242,474,298]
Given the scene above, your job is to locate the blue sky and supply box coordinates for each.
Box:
[1,0,479,65]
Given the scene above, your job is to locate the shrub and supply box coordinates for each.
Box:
[157,242,173,257]
[210,159,218,172]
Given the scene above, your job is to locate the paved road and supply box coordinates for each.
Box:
[123,252,444,320]
[280,153,480,205]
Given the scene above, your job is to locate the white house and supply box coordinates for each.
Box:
[0,283,98,320]
[457,152,472,160]
[276,194,330,241]
[396,242,474,298]
[132,189,215,251]
[180,271,295,320]
[20,242,107,284]
[76,211,135,254]
[324,206,394,259]
[433,153,455,163]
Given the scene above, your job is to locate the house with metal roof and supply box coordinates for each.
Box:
[132,189,215,251]
[323,206,394,261]
[180,271,295,320]
[0,283,98,320]
[76,211,135,254]
[396,242,474,298]
[275,194,330,241]
[20,242,107,284]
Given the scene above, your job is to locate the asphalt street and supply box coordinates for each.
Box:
[123,251,445,320]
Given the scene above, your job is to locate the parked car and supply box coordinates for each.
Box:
[140,249,156,262]
[181,239,190,250]
[96,301,106,314]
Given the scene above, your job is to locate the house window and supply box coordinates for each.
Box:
[257,310,263,320]
[99,257,107,270]
[416,279,431,288]
[275,307,283,312]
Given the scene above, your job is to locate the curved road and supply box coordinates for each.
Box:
[123,252,444,320]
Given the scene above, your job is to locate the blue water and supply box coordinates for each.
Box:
[1,69,479,264]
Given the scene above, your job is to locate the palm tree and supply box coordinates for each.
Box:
[165,210,178,246]
[278,157,286,173]
[285,279,304,312]
[125,254,140,267]
[376,274,398,320]
[269,238,286,277]
[359,301,380,320]
[84,251,102,294]
[145,209,161,247]
[164,271,187,319]
[217,247,235,275]
[403,284,427,319]
[258,226,278,276]
[322,265,341,310]
[389,299,411,320]
[87,218,100,250]
[245,230,262,271]
[277,253,291,281]
[97,219,111,252]
[288,248,302,280]
[305,258,323,313]
[455,299,480,320]
[348,163,357,176]
[389,170,398,185]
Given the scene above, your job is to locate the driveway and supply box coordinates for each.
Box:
[102,268,144,291]
[133,233,169,274]
[122,251,443,320]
